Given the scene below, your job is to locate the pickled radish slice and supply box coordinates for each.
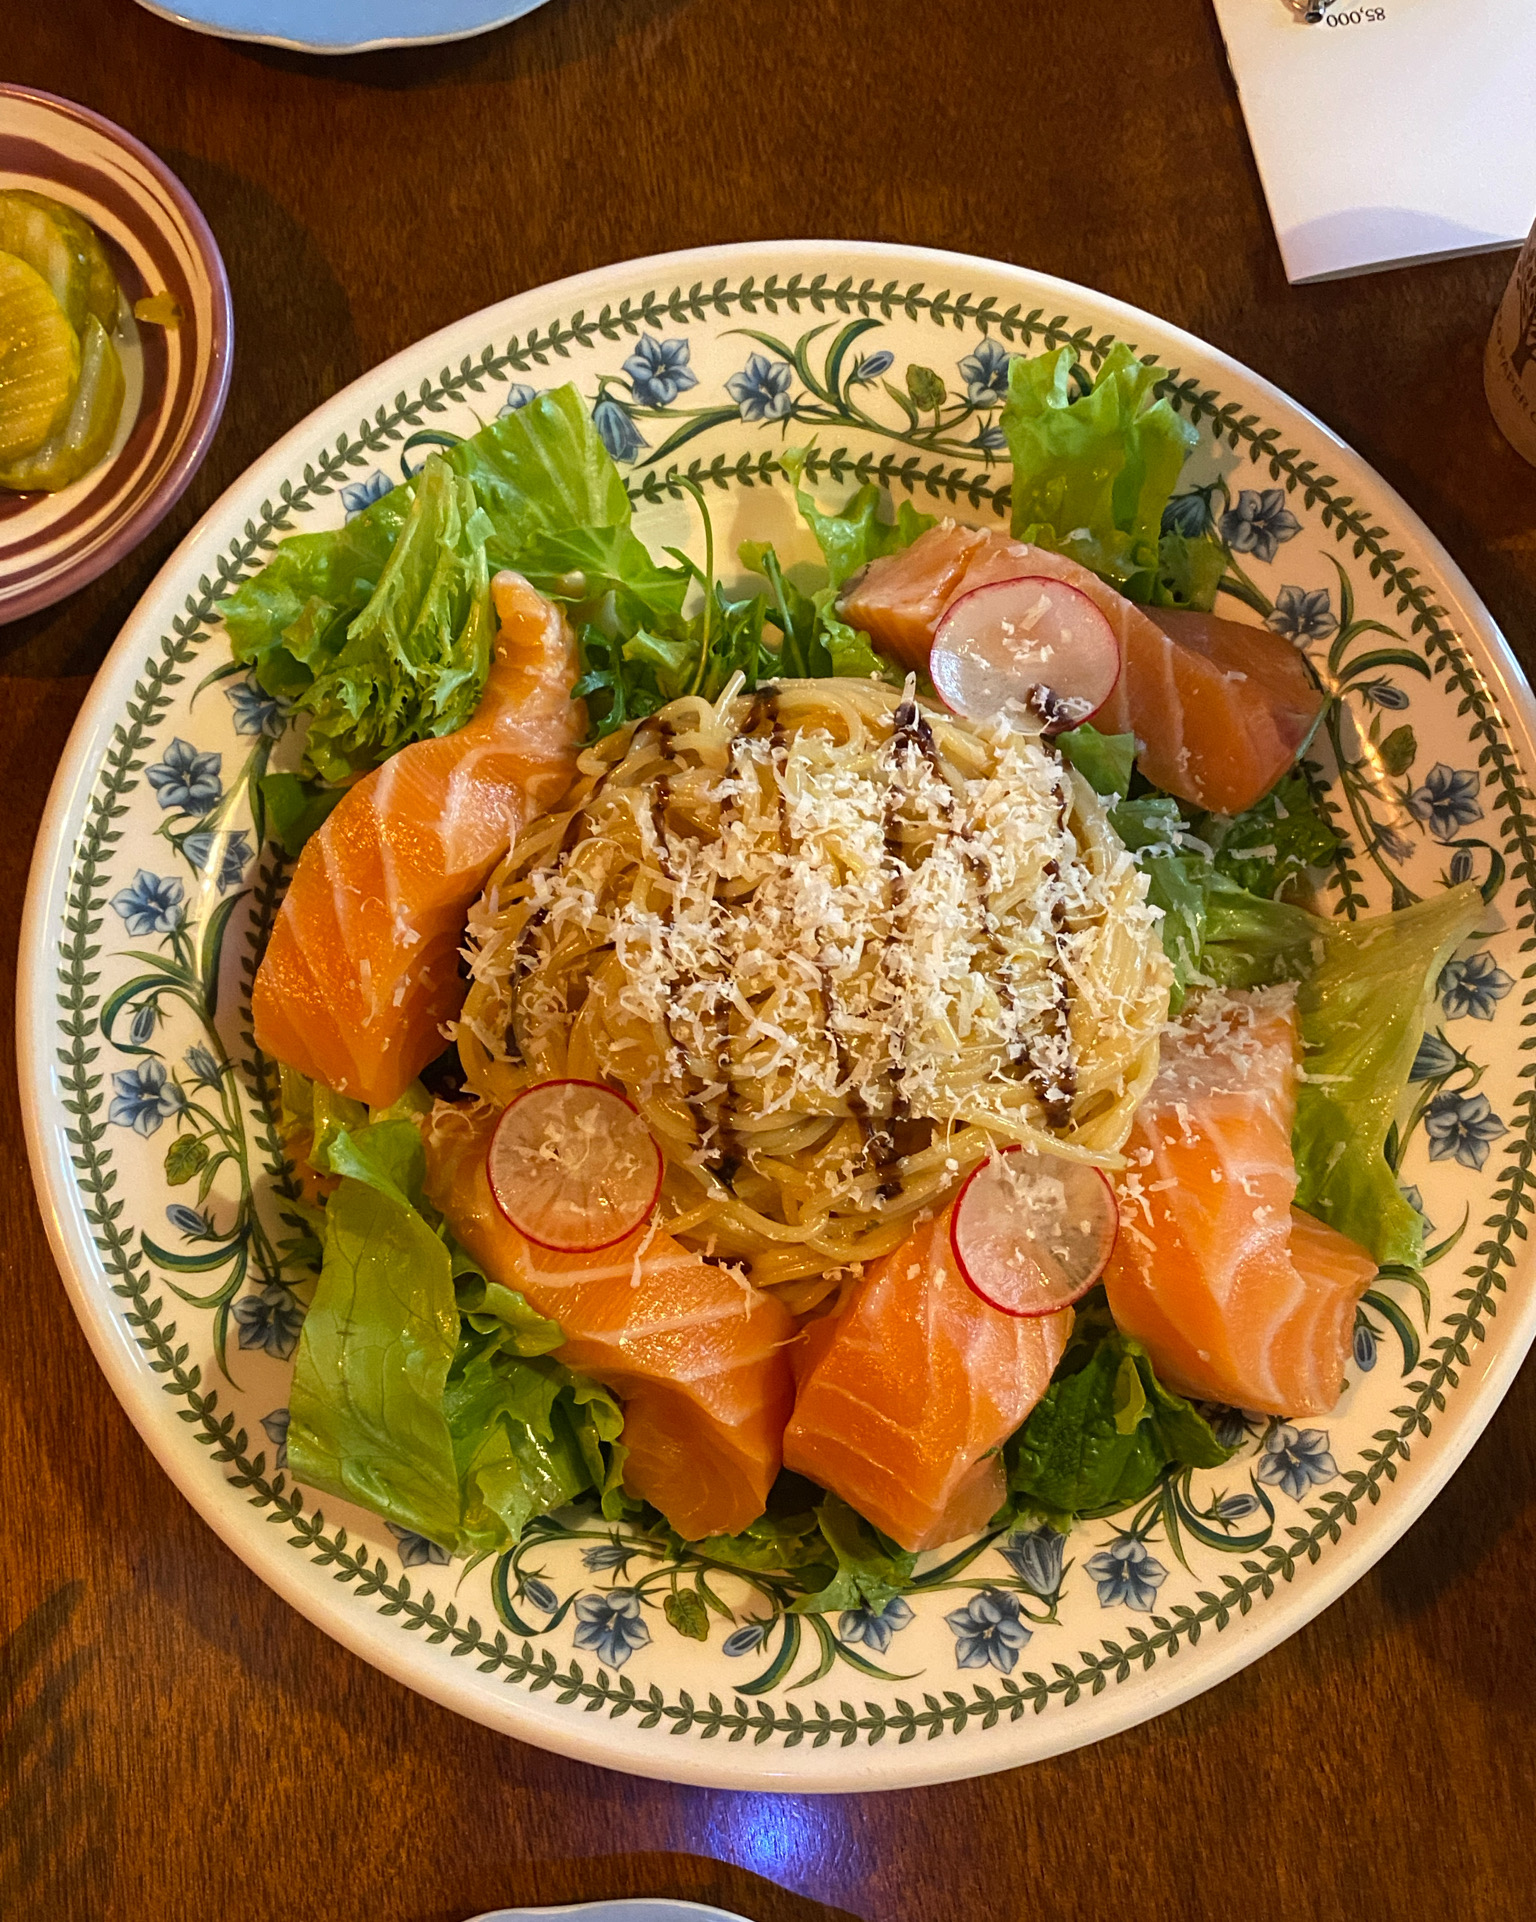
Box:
[486,1078,663,1254]
[929,575,1120,732]
[951,1145,1117,1317]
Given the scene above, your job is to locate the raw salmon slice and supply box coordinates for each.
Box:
[253,572,583,1108]
[841,524,1324,814]
[783,1209,1072,1553]
[422,1101,797,1541]
[1102,987,1376,1416]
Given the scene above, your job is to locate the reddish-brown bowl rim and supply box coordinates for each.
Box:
[0,84,233,623]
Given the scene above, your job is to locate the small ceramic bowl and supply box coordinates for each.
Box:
[0,85,232,624]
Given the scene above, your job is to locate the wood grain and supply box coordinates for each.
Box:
[4,2,1535,1917]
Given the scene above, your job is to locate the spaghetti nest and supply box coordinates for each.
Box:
[456,676,1172,1308]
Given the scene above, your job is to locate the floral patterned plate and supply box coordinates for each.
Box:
[20,242,1536,1792]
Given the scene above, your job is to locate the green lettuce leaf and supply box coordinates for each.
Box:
[1001,344,1198,599]
[444,384,633,569]
[1004,1295,1232,1515]
[257,770,345,859]
[287,1140,463,1546]
[288,1115,627,1555]
[1150,530,1226,611]
[225,383,628,779]
[791,1494,918,1616]
[1057,723,1136,798]
[780,446,935,590]
[1293,882,1482,1264]
[297,456,496,783]
[224,481,414,700]
[1191,770,1342,901]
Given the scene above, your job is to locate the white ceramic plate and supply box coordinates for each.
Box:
[131,0,550,55]
[21,241,1536,1791]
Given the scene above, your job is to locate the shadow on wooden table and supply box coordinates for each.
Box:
[0,1582,119,1922]
[402,1852,863,1922]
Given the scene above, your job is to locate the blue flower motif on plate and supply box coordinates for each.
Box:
[1448,848,1476,884]
[581,1539,636,1575]
[184,1043,223,1089]
[1214,1491,1262,1522]
[166,1202,215,1237]
[1359,678,1410,711]
[1439,951,1514,1021]
[129,1002,158,1045]
[592,396,647,464]
[1425,1090,1507,1170]
[1353,1312,1378,1372]
[521,1578,559,1614]
[233,1286,304,1361]
[573,1590,651,1668]
[723,1621,771,1657]
[945,1591,1031,1671]
[1201,1403,1262,1449]
[225,678,286,740]
[838,1596,914,1655]
[621,335,698,407]
[1266,585,1336,642]
[1162,488,1216,538]
[387,1523,451,1568]
[971,423,1007,454]
[726,353,794,423]
[1375,821,1415,865]
[997,1526,1066,1597]
[182,828,254,894]
[1408,764,1484,841]
[1409,1032,1460,1082]
[1084,1536,1167,1612]
[499,383,539,415]
[850,350,894,385]
[1219,487,1301,564]
[956,337,1014,407]
[1256,1423,1338,1500]
[109,1060,186,1136]
[110,869,184,937]
[340,469,394,518]
[260,1407,290,1469]
[146,738,222,816]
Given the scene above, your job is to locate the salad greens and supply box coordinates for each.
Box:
[1004,1293,1233,1518]
[1001,343,1225,608]
[249,341,1482,1592]
[287,1111,626,1556]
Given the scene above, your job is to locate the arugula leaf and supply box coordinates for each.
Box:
[1057,723,1137,798]
[1001,344,1198,599]
[779,446,935,589]
[1191,770,1342,900]
[1004,1296,1232,1515]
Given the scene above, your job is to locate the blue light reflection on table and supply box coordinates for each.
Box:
[698,1792,865,1902]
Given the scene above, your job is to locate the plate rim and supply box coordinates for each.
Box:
[128,0,550,55]
[0,83,234,623]
[20,237,1536,1790]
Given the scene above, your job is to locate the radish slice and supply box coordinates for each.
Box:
[929,576,1120,733]
[486,1078,663,1254]
[951,1145,1117,1317]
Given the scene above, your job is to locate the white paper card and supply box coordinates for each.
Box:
[1210,0,1536,283]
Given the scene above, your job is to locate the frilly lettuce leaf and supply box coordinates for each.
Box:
[1002,343,1200,602]
[779,445,935,590]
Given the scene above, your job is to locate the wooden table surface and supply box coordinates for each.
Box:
[5,3,1536,1918]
